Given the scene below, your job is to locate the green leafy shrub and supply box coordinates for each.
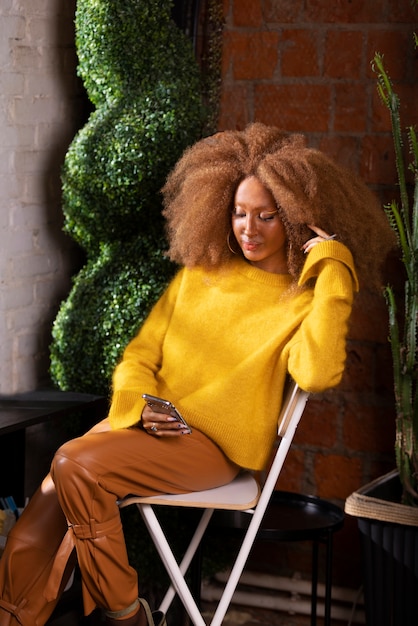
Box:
[50,237,174,395]
[50,0,203,393]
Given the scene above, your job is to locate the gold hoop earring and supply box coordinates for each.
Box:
[227,230,239,254]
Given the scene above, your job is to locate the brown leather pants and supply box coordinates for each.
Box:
[0,419,238,626]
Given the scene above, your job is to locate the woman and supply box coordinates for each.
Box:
[0,124,395,626]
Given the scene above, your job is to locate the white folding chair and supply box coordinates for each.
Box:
[119,380,309,626]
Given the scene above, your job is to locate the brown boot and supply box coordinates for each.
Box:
[105,600,166,626]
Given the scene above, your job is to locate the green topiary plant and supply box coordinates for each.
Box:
[50,0,203,395]
[50,237,173,394]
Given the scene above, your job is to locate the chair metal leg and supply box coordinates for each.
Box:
[138,504,212,625]
[209,506,275,624]
[190,544,203,607]
[139,502,270,626]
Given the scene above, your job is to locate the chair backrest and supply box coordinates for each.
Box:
[278,379,309,439]
[248,380,309,514]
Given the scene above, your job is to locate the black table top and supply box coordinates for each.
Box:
[0,390,107,435]
[212,490,344,541]
[259,491,344,539]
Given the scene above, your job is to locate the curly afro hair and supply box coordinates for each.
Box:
[162,123,396,290]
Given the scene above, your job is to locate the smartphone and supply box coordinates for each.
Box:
[142,394,192,433]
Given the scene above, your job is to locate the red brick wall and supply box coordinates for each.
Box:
[217,0,418,587]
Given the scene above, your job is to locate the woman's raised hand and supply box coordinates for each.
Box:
[302,224,337,254]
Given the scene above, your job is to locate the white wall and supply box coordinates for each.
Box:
[0,0,85,393]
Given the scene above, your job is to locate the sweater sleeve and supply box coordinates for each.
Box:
[287,240,358,393]
[108,270,183,429]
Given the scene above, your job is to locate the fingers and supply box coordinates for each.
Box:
[148,423,188,437]
[141,405,189,437]
[302,224,337,254]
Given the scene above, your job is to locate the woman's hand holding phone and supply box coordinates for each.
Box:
[141,394,192,437]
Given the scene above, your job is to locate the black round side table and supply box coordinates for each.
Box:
[257,491,344,626]
[203,490,344,626]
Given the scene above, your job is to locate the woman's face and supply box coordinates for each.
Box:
[231,176,288,274]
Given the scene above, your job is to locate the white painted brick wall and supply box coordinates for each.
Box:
[0,0,85,393]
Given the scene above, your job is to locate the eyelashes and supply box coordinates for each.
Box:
[232,209,279,222]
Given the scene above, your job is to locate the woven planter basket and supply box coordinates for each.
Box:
[345,469,418,527]
[346,469,418,626]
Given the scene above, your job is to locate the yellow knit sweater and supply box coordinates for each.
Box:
[109,241,358,470]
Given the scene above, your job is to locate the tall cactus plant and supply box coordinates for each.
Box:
[373,43,418,506]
